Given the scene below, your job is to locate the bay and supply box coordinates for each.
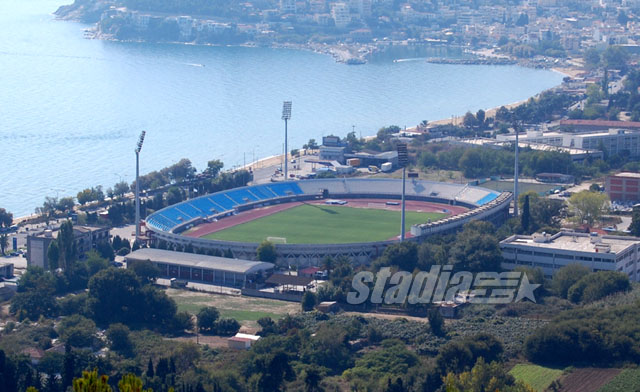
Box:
[0,0,563,216]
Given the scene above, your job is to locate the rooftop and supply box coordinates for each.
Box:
[559,119,640,129]
[611,172,640,179]
[125,248,274,274]
[500,232,640,255]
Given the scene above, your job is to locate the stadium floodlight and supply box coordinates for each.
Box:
[397,142,408,241]
[512,121,520,217]
[282,101,292,180]
[135,130,146,243]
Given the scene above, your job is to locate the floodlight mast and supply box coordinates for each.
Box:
[397,142,409,241]
[135,130,146,243]
[512,121,520,217]
[282,101,292,181]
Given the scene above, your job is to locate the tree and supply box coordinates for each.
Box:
[214,318,240,335]
[301,291,317,312]
[57,220,77,271]
[118,374,153,392]
[428,307,445,336]
[106,323,132,354]
[462,111,477,128]
[551,264,590,298]
[584,48,601,70]
[146,358,154,378]
[443,358,534,392]
[205,159,224,177]
[165,187,183,206]
[128,260,160,284]
[196,307,219,334]
[113,181,130,198]
[569,191,610,225]
[630,206,640,236]
[47,241,60,270]
[86,251,109,276]
[303,366,323,392]
[256,240,277,262]
[0,208,13,256]
[449,224,502,272]
[521,194,531,233]
[567,271,630,303]
[57,315,97,348]
[72,369,112,392]
[87,268,143,325]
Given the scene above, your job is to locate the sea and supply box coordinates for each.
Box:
[0,0,563,217]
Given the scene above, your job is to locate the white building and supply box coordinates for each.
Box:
[496,129,640,156]
[500,232,640,281]
[331,2,351,28]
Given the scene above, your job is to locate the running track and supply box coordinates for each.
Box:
[184,199,468,239]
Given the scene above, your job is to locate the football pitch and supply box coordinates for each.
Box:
[202,204,447,244]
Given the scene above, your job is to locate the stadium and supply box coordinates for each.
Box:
[144,178,512,265]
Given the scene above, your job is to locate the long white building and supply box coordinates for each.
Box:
[496,129,640,156]
[500,231,640,282]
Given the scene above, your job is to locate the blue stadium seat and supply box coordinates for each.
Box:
[177,203,204,219]
[189,197,218,215]
[225,188,260,204]
[267,182,303,197]
[209,194,238,211]
[476,193,499,206]
[160,207,191,224]
[247,186,273,200]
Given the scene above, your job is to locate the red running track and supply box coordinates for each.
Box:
[183,199,469,239]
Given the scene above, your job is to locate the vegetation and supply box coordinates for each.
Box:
[598,368,640,392]
[509,364,564,392]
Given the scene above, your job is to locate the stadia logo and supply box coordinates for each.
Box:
[346,265,540,305]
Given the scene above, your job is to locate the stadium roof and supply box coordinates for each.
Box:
[125,248,274,274]
[265,274,313,287]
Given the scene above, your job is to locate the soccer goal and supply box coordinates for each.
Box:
[267,236,287,244]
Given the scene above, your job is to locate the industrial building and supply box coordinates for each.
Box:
[500,231,640,281]
[26,225,110,269]
[606,172,640,202]
[124,248,274,287]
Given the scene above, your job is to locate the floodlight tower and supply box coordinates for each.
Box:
[513,121,520,217]
[282,101,292,181]
[397,142,409,241]
[135,130,146,243]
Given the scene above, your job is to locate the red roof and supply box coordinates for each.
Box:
[560,119,640,128]
[299,267,321,275]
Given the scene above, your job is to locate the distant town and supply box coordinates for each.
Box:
[56,0,640,64]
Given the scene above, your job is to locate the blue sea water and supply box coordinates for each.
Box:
[0,0,563,216]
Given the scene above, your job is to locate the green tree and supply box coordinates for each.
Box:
[118,374,153,392]
[106,323,132,354]
[87,268,143,325]
[196,307,219,334]
[57,220,77,271]
[0,208,13,256]
[128,259,160,284]
[47,241,60,270]
[569,191,610,225]
[630,206,640,236]
[567,271,630,303]
[57,315,97,348]
[113,181,130,198]
[428,307,445,336]
[86,251,109,276]
[449,224,502,272]
[256,240,277,262]
[443,358,534,392]
[205,159,224,177]
[551,263,590,298]
[521,194,531,233]
[72,369,112,392]
[165,187,183,206]
[301,291,317,312]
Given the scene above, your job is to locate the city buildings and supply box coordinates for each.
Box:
[26,225,110,269]
[500,231,640,282]
[606,172,640,202]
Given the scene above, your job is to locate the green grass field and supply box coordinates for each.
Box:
[202,204,447,244]
[509,364,564,392]
[598,368,640,392]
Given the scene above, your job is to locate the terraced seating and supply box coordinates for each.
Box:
[267,182,303,197]
[209,194,238,211]
[189,197,218,215]
[225,188,261,204]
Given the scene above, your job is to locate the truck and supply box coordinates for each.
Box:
[381,162,393,172]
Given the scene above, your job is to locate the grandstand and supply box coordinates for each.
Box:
[145,179,511,265]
